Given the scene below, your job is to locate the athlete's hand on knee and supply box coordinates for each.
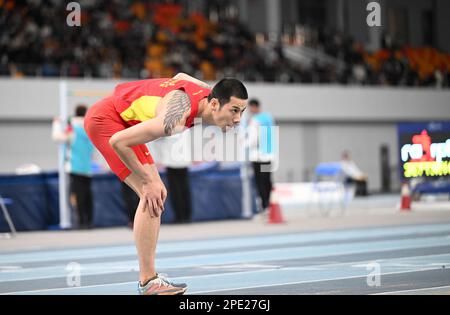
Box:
[161,185,168,210]
[142,180,166,217]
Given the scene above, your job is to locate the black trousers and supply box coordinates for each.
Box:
[166,167,192,223]
[70,174,93,228]
[252,162,273,210]
[121,183,139,224]
[344,177,368,196]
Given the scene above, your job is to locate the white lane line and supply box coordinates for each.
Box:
[190,269,428,295]
[0,281,137,295]
[2,253,449,295]
[372,285,450,295]
[2,235,450,283]
[2,267,444,296]
[2,223,450,264]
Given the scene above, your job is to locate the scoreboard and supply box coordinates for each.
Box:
[398,122,450,179]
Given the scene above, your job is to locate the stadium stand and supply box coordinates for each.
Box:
[1,0,449,87]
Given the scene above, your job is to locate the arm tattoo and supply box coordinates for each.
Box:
[163,90,191,135]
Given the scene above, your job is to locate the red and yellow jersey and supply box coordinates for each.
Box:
[113,78,211,128]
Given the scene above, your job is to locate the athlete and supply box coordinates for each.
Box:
[84,73,248,295]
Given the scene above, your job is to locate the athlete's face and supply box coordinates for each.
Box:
[211,96,247,132]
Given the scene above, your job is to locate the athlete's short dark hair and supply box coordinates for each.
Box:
[208,78,248,107]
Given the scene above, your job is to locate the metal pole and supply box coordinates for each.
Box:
[239,111,253,219]
[58,81,71,229]
[240,162,253,219]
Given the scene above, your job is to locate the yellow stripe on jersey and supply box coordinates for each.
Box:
[120,96,161,122]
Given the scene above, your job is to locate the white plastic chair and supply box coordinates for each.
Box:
[311,163,347,217]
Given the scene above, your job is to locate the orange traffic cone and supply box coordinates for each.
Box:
[268,189,285,224]
[400,181,411,211]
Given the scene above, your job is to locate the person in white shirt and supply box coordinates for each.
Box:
[341,151,368,196]
[149,131,193,223]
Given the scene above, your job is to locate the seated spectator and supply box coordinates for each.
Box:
[340,151,368,196]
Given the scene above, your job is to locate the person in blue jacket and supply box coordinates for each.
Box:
[247,99,275,213]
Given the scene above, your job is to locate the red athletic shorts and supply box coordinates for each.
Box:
[84,96,154,181]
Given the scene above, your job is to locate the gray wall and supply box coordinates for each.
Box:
[247,83,450,122]
[4,79,449,122]
[0,121,57,174]
[316,122,398,191]
[275,122,399,192]
[1,78,449,192]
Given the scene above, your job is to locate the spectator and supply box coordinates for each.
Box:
[340,150,368,197]
[52,105,95,229]
[149,132,193,224]
[247,99,275,214]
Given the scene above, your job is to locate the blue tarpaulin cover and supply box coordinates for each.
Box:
[0,163,256,232]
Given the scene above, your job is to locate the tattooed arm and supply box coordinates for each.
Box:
[173,72,210,89]
[109,90,191,182]
[163,89,191,135]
